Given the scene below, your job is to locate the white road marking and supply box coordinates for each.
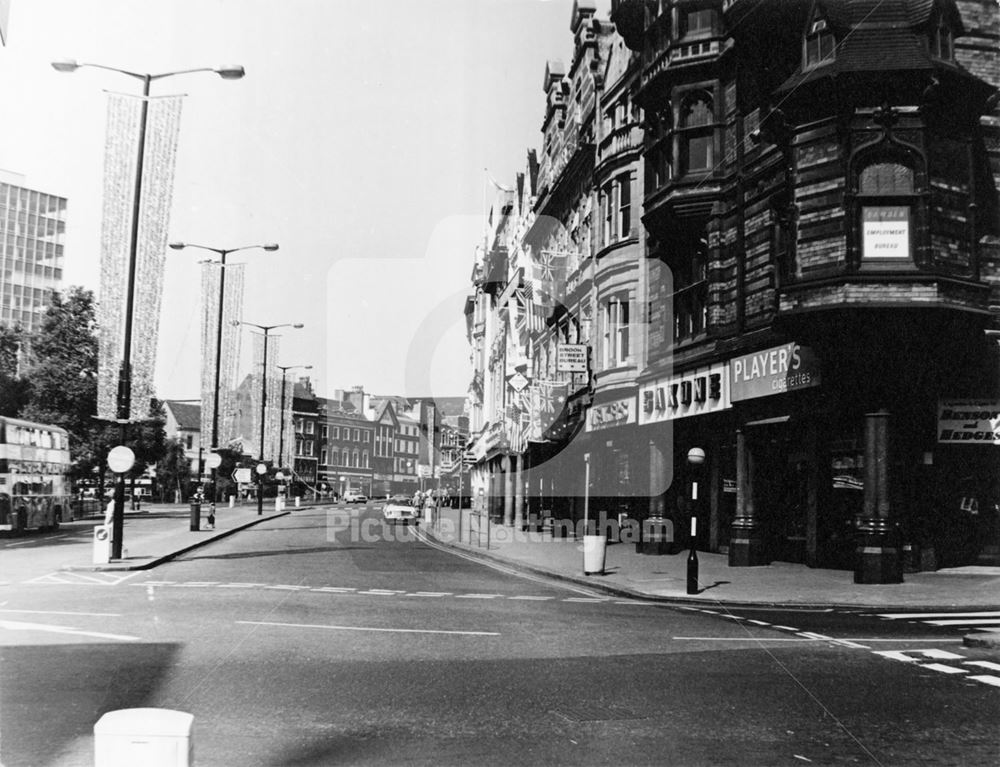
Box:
[407,592,452,597]
[772,625,799,631]
[968,675,1000,687]
[747,620,771,626]
[875,649,966,662]
[237,620,500,637]
[673,637,824,642]
[358,589,405,595]
[311,587,356,593]
[964,661,1000,672]
[926,618,1000,627]
[921,663,968,675]
[174,582,220,587]
[562,597,607,603]
[508,596,555,601]
[0,619,138,642]
[265,585,309,591]
[134,581,175,586]
[877,611,1000,619]
[454,594,503,599]
[0,609,120,617]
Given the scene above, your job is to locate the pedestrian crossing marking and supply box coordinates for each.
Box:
[926,618,1000,627]
[968,675,1000,688]
[965,661,1000,673]
[875,649,965,663]
[922,663,968,675]
[877,611,1000,620]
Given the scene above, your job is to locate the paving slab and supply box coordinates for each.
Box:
[422,506,1000,611]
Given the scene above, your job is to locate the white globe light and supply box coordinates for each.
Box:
[107,445,136,474]
[687,447,706,466]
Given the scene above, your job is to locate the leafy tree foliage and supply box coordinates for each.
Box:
[0,325,30,416]
[20,287,98,460]
[156,438,190,502]
[17,287,168,482]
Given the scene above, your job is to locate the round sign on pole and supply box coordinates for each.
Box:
[275,471,285,481]
[205,452,222,470]
[256,463,267,475]
[107,445,136,474]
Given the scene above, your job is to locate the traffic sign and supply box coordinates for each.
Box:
[232,467,253,483]
[205,452,222,470]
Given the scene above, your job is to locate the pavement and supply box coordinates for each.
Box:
[52,498,1000,644]
[61,499,294,571]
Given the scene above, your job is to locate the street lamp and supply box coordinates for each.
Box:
[53,59,244,559]
[235,321,303,514]
[687,447,706,595]
[169,241,279,515]
[276,364,313,472]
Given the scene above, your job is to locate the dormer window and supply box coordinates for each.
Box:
[680,7,716,39]
[930,16,954,61]
[804,16,835,69]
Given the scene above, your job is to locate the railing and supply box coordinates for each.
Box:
[599,123,642,162]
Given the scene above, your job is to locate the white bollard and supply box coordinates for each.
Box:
[229,495,235,508]
[295,496,301,508]
[94,708,194,767]
[275,497,282,512]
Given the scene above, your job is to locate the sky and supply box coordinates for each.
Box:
[0,0,611,402]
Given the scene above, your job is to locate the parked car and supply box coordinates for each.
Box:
[381,496,419,525]
[343,491,368,504]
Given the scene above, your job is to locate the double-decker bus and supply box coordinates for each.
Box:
[0,416,72,533]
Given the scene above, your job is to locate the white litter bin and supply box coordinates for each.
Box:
[94,708,194,767]
[92,525,112,565]
[583,534,606,575]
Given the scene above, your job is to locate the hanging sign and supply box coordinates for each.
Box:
[556,344,588,373]
[938,400,1000,445]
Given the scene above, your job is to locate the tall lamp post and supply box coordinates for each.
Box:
[169,242,279,514]
[53,59,244,559]
[276,364,313,472]
[235,321,303,514]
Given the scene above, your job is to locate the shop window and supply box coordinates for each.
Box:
[679,94,714,175]
[672,235,709,342]
[603,295,630,368]
[858,161,916,262]
[804,16,835,69]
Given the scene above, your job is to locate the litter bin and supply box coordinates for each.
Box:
[93,525,112,565]
[94,707,194,767]
[189,500,201,531]
[583,533,606,575]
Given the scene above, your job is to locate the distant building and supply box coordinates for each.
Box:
[0,170,66,333]
[316,392,374,497]
[163,400,201,467]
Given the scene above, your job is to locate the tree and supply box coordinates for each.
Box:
[156,438,190,503]
[0,324,30,416]
[20,287,98,463]
[20,288,168,483]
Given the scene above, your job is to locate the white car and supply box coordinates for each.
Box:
[381,496,419,525]
[343,491,368,504]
